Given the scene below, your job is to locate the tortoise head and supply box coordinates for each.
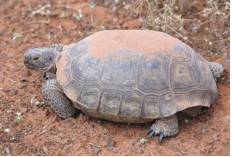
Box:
[24,43,63,71]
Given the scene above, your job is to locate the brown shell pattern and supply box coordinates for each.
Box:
[56,30,217,123]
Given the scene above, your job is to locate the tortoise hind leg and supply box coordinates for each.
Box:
[207,61,224,80]
[147,114,179,142]
[178,106,202,118]
[42,78,78,118]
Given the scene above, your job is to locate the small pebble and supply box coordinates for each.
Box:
[139,137,147,145]
[21,108,28,113]
[4,128,10,133]
[202,127,206,134]
[9,89,17,95]
[19,82,27,89]
[212,134,219,141]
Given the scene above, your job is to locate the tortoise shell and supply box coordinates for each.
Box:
[56,30,217,123]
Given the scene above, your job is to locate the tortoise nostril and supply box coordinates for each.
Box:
[32,56,40,60]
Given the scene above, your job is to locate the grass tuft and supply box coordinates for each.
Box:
[129,0,230,56]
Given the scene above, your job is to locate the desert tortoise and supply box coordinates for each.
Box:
[24,30,224,142]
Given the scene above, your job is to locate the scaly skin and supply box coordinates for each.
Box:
[42,78,78,118]
[147,114,179,142]
[207,61,224,80]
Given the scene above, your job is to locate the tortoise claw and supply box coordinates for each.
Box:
[147,129,156,138]
[43,72,56,81]
[146,129,164,143]
[43,72,51,80]
[158,133,164,143]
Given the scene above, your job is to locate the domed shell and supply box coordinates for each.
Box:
[56,30,217,123]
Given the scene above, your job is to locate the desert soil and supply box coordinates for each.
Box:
[0,0,230,156]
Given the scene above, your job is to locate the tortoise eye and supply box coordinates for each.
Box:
[32,56,39,60]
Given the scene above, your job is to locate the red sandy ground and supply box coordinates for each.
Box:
[0,0,230,155]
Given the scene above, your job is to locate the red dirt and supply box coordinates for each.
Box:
[0,0,230,155]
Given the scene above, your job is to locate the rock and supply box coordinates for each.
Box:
[9,89,17,95]
[21,108,28,113]
[123,19,141,29]
[19,81,27,89]
[212,134,219,141]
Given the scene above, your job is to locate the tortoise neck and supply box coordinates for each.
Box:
[50,44,64,73]
[43,47,62,75]
[49,63,57,74]
[49,49,61,74]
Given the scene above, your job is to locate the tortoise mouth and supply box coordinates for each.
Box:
[24,59,55,73]
[24,60,43,70]
[24,60,33,69]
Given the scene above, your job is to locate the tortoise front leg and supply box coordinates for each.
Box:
[147,114,179,142]
[42,77,78,118]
